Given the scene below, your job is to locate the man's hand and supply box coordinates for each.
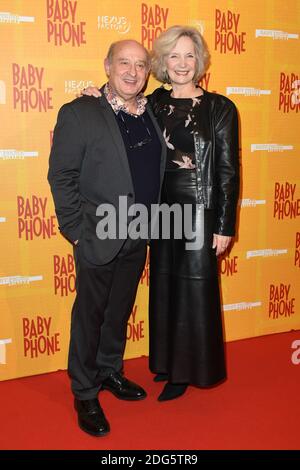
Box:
[81,87,101,98]
[212,234,232,256]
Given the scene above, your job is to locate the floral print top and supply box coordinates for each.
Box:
[155,91,203,170]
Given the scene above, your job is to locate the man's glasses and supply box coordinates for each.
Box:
[118,113,152,150]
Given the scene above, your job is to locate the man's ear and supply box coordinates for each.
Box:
[104,58,110,77]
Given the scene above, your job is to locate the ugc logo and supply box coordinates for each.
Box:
[291,340,300,365]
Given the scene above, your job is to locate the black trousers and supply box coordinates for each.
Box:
[68,238,147,400]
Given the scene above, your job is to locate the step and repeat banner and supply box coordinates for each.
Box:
[0,0,299,381]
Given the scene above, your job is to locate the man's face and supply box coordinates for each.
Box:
[104,41,149,102]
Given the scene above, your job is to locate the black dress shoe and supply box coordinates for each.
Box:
[153,373,168,382]
[74,398,110,437]
[158,382,188,401]
[102,371,147,401]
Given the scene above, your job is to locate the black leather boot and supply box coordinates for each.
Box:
[158,383,188,401]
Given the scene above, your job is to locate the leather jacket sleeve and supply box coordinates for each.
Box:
[214,99,240,236]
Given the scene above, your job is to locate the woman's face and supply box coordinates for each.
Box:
[165,35,197,86]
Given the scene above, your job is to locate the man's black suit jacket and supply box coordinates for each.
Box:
[48,93,166,265]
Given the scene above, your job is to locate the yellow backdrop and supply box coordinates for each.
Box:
[0,0,299,381]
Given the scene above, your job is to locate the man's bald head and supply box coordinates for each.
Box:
[106,40,151,71]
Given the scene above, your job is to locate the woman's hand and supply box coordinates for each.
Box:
[212,234,232,256]
[81,86,101,97]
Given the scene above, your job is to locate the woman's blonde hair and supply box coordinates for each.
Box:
[151,25,210,84]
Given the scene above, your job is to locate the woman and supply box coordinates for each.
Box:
[82,25,239,402]
[148,25,239,401]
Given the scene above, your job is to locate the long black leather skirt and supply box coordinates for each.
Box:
[149,170,226,386]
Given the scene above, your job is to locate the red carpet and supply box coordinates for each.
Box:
[0,330,300,450]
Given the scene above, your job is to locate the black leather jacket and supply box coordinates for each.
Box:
[149,87,240,236]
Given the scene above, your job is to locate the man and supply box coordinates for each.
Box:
[48,40,166,437]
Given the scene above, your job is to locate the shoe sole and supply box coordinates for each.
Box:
[78,420,110,437]
[101,386,147,401]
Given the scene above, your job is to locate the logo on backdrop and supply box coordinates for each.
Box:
[215,9,246,54]
[126,305,145,343]
[23,316,60,358]
[0,80,6,104]
[255,29,299,40]
[219,254,239,277]
[0,12,35,24]
[273,182,300,220]
[17,196,57,240]
[246,249,288,259]
[251,144,293,153]
[0,275,43,286]
[295,232,300,268]
[141,3,169,50]
[0,149,38,160]
[46,0,86,46]
[0,339,12,365]
[53,254,76,296]
[12,63,53,112]
[97,15,131,34]
[279,73,300,113]
[189,19,205,36]
[227,87,271,96]
[223,302,261,311]
[64,79,94,95]
[240,199,266,207]
[269,283,295,320]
